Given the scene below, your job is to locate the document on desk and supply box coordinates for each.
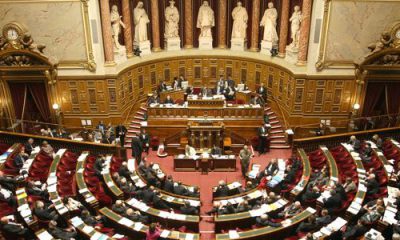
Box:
[160,230,170,238]
[228,230,240,239]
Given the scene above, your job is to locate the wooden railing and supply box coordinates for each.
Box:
[293,126,400,152]
[0,131,123,157]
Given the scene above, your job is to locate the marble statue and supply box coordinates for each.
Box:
[196,1,215,39]
[164,0,180,39]
[231,1,248,40]
[260,2,278,45]
[110,5,126,49]
[133,1,150,43]
[288,6,302,50]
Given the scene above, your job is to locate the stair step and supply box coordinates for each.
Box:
[129,125,141,129]
[270,135,285,139]
[124,144,131,148]
[269,116,277,120]
[270,130,284,134]
[134,116,145,120]
[128,129,140,133]
[271,125,282,129]
[271,140,287,144]
[265,111,275,116]
[137,111,145,115]
[140,107,147,111]
[131,120,141,124]
[269,120,279,124]
[264,107,271,111]
[270,145,291,149]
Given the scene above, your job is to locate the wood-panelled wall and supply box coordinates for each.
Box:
[58,56,355,128]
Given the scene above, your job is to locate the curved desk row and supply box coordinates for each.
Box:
[289,148,311,200]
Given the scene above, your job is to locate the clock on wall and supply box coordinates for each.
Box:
[2,22,27,46]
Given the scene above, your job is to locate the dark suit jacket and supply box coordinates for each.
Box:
[94,158,104,176]
[164,98,174,104]
[2,223,28,236]
[257,86,267,98]
[215,185,229,197]
[173,185,187,196]
[211,147,222,155]
[140,133,150,145]
[24,143,34,155]
[13,154,24,168]
[258,126,267,137]
[324,193,342,210]
[180,205,198,215]
[163,179,174,192]
[142,189,155,204]
[158,83,167,92]
[256,217,282,227]
[265,162,278,176]
[366,178,379,195]
[131,137,143,155]
[115,125,127,138]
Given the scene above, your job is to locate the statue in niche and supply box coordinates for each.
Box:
[231,1,248,40]
[288,5,302,50]
[164,0,180,39]
[260,2,278,45]
[196,1,215,39]
[133,1,150,43]
[110,5,126,49]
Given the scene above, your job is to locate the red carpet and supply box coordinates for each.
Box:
[127,149,292,239]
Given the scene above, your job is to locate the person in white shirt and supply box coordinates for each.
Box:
[0,185,16,206]
[185,144,197,158]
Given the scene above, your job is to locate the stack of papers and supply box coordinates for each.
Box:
[228,230,240,239]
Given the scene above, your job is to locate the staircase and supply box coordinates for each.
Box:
[124,104,147,148]
[264,106,291,149]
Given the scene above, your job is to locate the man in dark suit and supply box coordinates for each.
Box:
[316,209,332,226]
[366,174,379,195]
[361,142,373,163]
[163,175,174,193]
[214,181,229,197]
[301,186,321,203]
[258,125,269,155]
[250,95,264,106]
[158,80,168,92]
[257,82,267,102]
[172,77,181,90]
[263,158,278,177]
[211,145,222,156]
[142,186,155,204]
[173,182,187,196]
[13,152,25,169]
[227,75,235,88]
[139,129,150,154]
[112,200,128,215]
[131,135,143,164]
[323,189,342,213]
[164,95,174,104]
[224,85,236,101]
[215,75,225,95]
[48,220,77,240]
[0,216,33,238]
[348,135,361,151]
[24,138,35,155]
[180,201,198,215]
[148,94,160,105]
[342,220,368,239]
[256,214,282,227]
[0,173,19,192]
[94,155,106,177]
[372,134,383,149]
[115,124,127,147]
[152,190,169,209]
[26,180,49,199]
[33,200,59,221]
[118,161,130,179]
[96,120,106,135]
[0,185,16,206]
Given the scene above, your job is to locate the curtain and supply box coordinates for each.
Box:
[28,83,51,123]
[386,83,400,115]
[8,82,27,120]
[362,82,385,116]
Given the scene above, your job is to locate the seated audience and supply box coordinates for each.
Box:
[125,208,149,224]
[372,134,383,149]
[24,138,35,155]
[296,215,317,233]
[0,184,16,206]
[180,201,199,215]
[323,189,342,213]
[348,135,361,151]
[0,216,32,238]
[112,200,128,215]
[366,173,379,195]
[33,200,59,221]
[278,201,302,218]
[256,214,282,227]
[146,223,161,240]
[214,180,229,197]
[343,177,357,193]
[41,141,55,158]
[316,209,332,226]
[94,155,106,178]
[301,186,321,203]
[48,220,77,240]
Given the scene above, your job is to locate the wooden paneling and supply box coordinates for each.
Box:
[57,56,356,128]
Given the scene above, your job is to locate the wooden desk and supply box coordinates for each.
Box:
[0,143,20,167]
[236,91,253,103]
[100,207,200,240]
[289,148,311,200]
[215,207,316,240]
[102,155,124,199]
[75,152,99,210]
[174,155,236,172]
[187,95,225,108]
[159,89,185,102]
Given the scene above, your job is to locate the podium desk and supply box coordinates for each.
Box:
[236,90,253,103]
[187,98,225,108]
[159,89,185,102]
[174,155,236,172]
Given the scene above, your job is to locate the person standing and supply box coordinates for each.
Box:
[258,124,269,155]
[140,129,150,154]
[115,124,127,147]
[239,145,251,177]
[131,135,143,164]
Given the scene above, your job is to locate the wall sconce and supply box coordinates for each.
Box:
[351,103,360,119]
[353,103,360,110]
[52,103,59,110]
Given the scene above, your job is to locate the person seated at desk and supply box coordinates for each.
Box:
[201,86,210,97]
[186,86,194,95]
[48,220,77,240]
[24,138,35,155]
[250,95,264,106]
[112,200,128,215]
[185,144,196,158]
[323,189,342,213]
[172,77,181,90]
[146,223,161,240]
[158,80,168,92]
[361,142,373,163]
[372,134,383,149]
[0,216,33,238]
[236,200,251,213]
[240,181,255,193]
[224,84,236,101]
[125,208,149,224]
[211,145,222,156]
[348,135,361,152]
[341,220,368,239]
[34,200,59,221]
[226,75,235,88]
[180,201,199,215]
[163,175,174,193]
[164,95,174,104]
[148,94,160,105]
[0,184,16,206]
[119,177,136,196]
[94,155,106,178]
[173,181,188,196]
[278,201,302,219]
[296,215,317,233]
[257,82,267,101]
[214,180,229,197]
[366,173,380,195]
[256,214,282,227]
[189,186,200,198]
[179,75,186,83]
[215,75,226,95]
[301,186,321,203]
[26,180,49,199]
[316,209,332,226]
[152,190,170,209]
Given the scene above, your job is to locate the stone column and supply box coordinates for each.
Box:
[250,0,261,51]
[278,0,290,57]
[297,0,312,65]
[122,0,133,58]
[99,0,115,65]
[184,0,194,48]
[150,0,161,51]
[217,0,227,48]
